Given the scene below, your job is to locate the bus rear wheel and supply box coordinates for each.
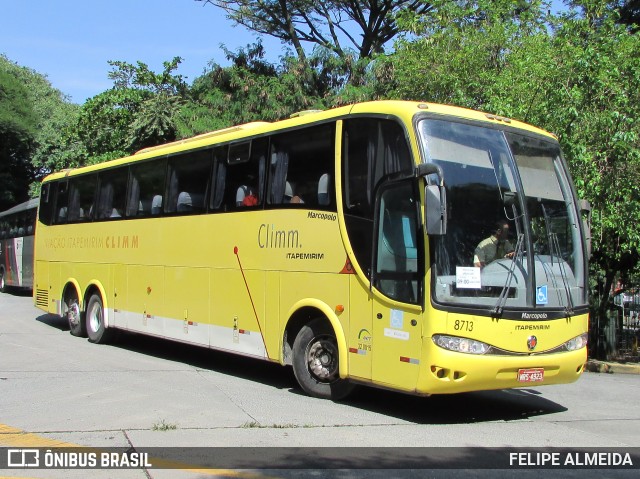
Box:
[0,269,5,292]
[292,318,355,400]
[86,293,112,344]
[66,296,86,337]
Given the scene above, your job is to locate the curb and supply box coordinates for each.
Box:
[585,359,640,375]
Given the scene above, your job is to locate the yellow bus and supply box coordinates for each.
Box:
[34,101,590,399]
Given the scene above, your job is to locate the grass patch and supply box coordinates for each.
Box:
[152,419,177,431]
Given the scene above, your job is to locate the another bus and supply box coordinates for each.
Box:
[0,198,38,292]
[34,101,590,399]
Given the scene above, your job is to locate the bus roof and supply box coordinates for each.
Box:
[0,198,39,218]
[40,100,557,183]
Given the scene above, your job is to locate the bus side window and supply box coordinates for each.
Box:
[165,150,212,214]
[67,175,97,223]
[342,118,414,272]
[209,145,228,211]
[55,181,70,224]
[96,168,128,220]
[39,183,55,226]
[225,138,267,210]
[267,123,335,208]
[128,159,167,217]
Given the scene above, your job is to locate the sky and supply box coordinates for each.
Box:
[2,1,569,105]
[1,0,285,104]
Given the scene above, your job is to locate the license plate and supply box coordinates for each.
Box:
[517,368,544,383]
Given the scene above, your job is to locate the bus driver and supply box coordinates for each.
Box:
[473,220,515,268]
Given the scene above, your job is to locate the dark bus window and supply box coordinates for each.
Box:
[96,168,128,220]
[67,175,97,223]
[39,183,55,226]
[210,145,229,211]
[127,158,167,217]
[268,123,335,208]
[166,150,212,214]
[54,181,70,224]
[214,138,268,211]
[342,118,413,274]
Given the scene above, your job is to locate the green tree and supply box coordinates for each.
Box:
[388,0,640,355]
[199,0,433,61]
[0,67,37,209]
[180,42,347,136]
[0,55,79,200]
[76,57,187,160]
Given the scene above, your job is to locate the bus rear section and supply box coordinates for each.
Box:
[0,199,37,291]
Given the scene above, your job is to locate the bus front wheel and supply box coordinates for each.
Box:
[292,318,354,400]
[86,293,112,344]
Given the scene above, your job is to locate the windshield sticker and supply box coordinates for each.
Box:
[456,267,482,289]
[390,310,404,329]
[536,285,548,305]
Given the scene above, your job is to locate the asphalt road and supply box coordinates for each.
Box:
[1,291,639,479]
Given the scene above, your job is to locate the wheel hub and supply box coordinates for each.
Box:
[307,337,338,382]
[67,303,81,328]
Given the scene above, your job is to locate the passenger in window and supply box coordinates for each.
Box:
[473,220,515,268]
[236,185,258,206]
[284,182,304,204]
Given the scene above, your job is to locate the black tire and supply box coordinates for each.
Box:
[86,293,112,344]
[66,296,86,337]
[292,318,355,400]
[0,269,6,293]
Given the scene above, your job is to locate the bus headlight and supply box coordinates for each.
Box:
[564,333,588,351]
[432,335,491,354]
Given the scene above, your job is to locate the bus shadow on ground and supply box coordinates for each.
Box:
[34,315,567,424]
[113,330,570,424]
[346,386,566,424]
[36,313,69,331]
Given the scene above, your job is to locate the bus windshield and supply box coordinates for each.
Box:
[419,118,587,314]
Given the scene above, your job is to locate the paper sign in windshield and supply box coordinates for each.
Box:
[456,267,482,289]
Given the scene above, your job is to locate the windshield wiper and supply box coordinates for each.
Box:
[493,233,525,316]
[540,204,574,315]
[549,232,575,315]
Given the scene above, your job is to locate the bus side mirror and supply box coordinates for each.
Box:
[425,184,447,236]
[579,199,592,257]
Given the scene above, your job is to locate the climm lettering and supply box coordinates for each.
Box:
[105,235,139,249]
[258,224,301,249]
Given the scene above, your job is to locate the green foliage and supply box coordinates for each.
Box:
[0,65,37,209]
[179,43,342,137]
[388,0,640,325]
[0,55,79,205]
[76,58,188,159]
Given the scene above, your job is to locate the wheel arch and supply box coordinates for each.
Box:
[283,299,348,379]
[84,281,110,328]
[62,278,82,309]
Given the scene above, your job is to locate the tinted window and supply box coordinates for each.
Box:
[166,150,212,214]
[213,138,268,211]
[67,175,97,223]
[127,159,167,217]
[96,168,128,219]
[268,124,335,208]
[342,118,413,273]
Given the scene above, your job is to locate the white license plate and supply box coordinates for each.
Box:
[517,368,544,383]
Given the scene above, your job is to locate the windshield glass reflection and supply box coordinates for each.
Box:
[419,119,586,313]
